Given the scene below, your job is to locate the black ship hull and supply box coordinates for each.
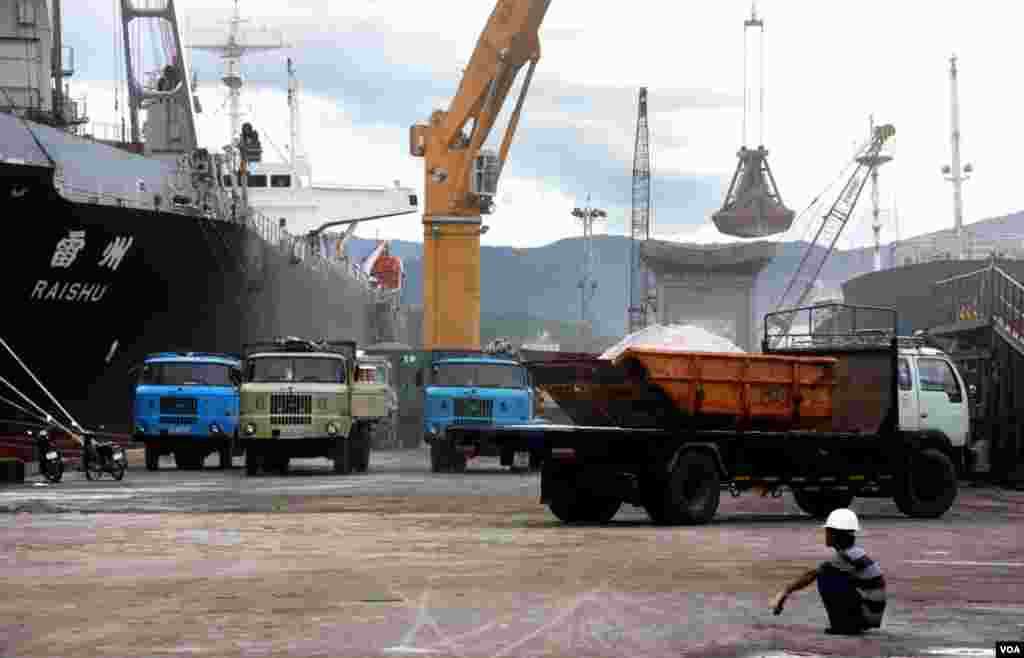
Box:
[2,158,398,434]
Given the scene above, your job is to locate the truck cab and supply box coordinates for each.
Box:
[132,352,242,471]
[896,339,971,469]
[238,338,372,475]
[421,355,534,472]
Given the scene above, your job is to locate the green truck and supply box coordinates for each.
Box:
[238,337,375,475]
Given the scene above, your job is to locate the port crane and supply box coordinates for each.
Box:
[410,0,552,350]
[768,123,896,340]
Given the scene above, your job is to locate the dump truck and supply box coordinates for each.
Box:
[238,337,372,475]
[353,352,398,456]
[447,304,968,525]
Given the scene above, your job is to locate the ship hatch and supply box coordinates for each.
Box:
[712,146,794,238]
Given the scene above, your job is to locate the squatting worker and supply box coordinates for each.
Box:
[770,508,887,635]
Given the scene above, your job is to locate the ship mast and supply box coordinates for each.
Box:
[187,0,286,144]
[286,57,309,180]
[942,54,973,260]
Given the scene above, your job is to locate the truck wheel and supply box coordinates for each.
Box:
[792,489,855,519]
[277,457,290,476]
[218,441,232,470]
[549,493,621,525]
[353,427,370,473]
[333,439,351,475]
[430,441,448,473]
[894,448,958,518]
[529,453,542,472]
[144,443,160,471]
[358,439,371,473]
[649,450,721,525]
[245,449,261,476]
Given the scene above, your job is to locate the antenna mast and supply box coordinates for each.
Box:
[861,114,893,272]
[628,87,653,334]
[187,0,286,142]
[942,54,973,260]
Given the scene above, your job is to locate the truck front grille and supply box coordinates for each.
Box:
[159,416,194,425]
[270,415,312,426]
[454,398,493,418]
[270,393,313,426]
[160,397,197,415]
[270,393,312,415]
[452,417,494,425]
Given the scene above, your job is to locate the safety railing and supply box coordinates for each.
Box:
[763,304,897,352]
[53,163,389,297]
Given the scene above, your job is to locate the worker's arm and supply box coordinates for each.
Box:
[770,567,820,614]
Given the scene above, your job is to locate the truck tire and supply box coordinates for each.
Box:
[894,448,958,519]
[429,440,446,473]
[245,449,262,476]
[792,489,855,519]
[332,439,351,475]
[353,427,371,473]
[648,450,721,525]
[218,441,232,470]
[144,443,159,471]
[548,492,621,525]
[276,457,290,476]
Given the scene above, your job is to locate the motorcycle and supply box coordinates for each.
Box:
[82,434,127,481]
[30,428,64,483]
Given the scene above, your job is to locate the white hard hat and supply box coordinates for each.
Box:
[823,508,860,532]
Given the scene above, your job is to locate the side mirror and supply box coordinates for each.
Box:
[968,384,977,399]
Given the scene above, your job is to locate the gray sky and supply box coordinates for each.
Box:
[67,1,1023,248]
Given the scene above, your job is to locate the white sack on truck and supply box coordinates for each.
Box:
[599,324,744,361]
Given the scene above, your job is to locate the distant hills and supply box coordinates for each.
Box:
[348,210,1024,343]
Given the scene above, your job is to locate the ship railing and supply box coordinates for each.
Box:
[243,210,393,297]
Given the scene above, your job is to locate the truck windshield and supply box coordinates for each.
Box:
[247,357,346,383]
[433,363,526,388]
[140,362,236,387]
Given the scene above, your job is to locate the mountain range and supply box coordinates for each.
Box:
[348,210,1024,345]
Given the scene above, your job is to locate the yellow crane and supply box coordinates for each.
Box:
[410,0,552,351]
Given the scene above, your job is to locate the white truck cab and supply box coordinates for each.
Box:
[896,342,970,450]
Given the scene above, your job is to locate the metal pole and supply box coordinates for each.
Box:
[946,55,968,260]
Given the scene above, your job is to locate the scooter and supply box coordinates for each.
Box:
[82,434,126,481]
[30,428,64,483]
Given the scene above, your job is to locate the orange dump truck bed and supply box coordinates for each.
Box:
[613,347,838,431]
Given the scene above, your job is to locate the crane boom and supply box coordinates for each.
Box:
[411,0,551,351]
[769,123,895,338]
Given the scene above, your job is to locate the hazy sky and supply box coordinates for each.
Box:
[65,1,1023,248]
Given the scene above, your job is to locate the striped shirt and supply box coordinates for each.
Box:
[819,545,887,628]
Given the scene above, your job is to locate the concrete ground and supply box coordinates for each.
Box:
[1,448,1022,658]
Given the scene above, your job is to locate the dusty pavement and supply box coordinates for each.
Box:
[1,449,1023,658]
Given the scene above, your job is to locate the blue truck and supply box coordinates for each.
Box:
[419,349,538,473]
[132,352,242,470]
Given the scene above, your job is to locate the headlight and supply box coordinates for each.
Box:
[244,423,256,436]
[326,422,338,436]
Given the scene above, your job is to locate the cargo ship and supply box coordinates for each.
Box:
[0,0,417,436]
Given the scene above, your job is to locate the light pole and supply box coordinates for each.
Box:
[572,197,607,343]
